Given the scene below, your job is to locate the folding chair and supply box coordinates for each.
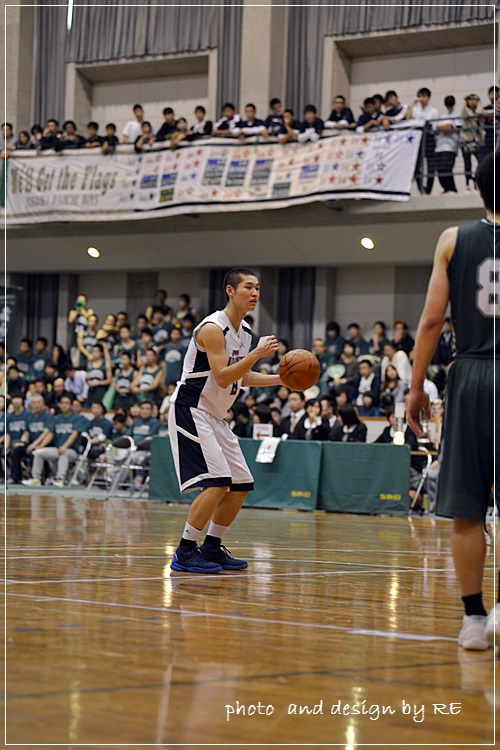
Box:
[69,432,92,486]
[86,436,136,496]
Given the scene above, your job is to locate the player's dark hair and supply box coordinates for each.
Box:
[270,98,281,108]
[385,90,397,101]
[163,107,174,116]
[141,327,153,337]
[113,413,126,424]
[417,87,431,98]
[374,320,386,332]
[359,359,373,368]
[87,121,99,130]
[475,152,496,213]
[47,118,59,126]
[120,351,132,359]
[326,321,340,335]
[489,86,500,94]
[133,104,143,111]
[245,103,256,111]
[140,400,153,408]
[223,268,258,299]
[179,294,190,304]
[284,108,294,116]
[195,105,206,114]
[363,97,375,107]
[334,95,346,102]
[338,404,360,427]
[222,103,235,112]
[348,322,360,330]
[119,324,131,332]
[372,94,384,105]
[91,400,106,413]
[105,123,116,131]
[93,343,104,353]
[21,338,33,348]
[63,120,77,130]
[444,95,455,108]
[304,104,317,114]
[37,337,48,347]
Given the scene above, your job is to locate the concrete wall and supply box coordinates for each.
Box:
[349,46,492,115]
[91,74,209,136]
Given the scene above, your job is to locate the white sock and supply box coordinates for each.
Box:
[206,521,228,540]
[182,522,202,543]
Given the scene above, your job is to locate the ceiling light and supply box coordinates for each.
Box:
[360,237,374,250]
[87,247,100,258]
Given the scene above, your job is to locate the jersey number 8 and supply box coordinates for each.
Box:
[476,258,499,317]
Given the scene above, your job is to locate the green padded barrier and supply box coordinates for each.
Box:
[238,439,320,511]
[318,443,410,516]
[148,437,321,510]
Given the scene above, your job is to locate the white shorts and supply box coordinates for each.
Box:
[168,403,254,494]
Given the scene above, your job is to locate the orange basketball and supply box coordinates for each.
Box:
[278,349,321,392]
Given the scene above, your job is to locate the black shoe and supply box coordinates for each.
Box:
[199,544,248,570]
[171,546,222,573]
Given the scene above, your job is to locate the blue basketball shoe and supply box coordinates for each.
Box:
[199,543,248,570]
[171,546,222,573]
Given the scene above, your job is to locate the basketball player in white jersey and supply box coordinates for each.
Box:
[168,268,282,573]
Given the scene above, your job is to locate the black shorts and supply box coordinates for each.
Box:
[437,358,498,521]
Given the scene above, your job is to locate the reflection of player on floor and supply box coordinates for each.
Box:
[168,268,282,573]
[408,152,499,651]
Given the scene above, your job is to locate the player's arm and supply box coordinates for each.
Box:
[407,226,456,436]
[242,372,282,387]
[197,324,278,389]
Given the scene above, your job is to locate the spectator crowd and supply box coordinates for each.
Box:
[2,286,451,511]
[2,84,498,194]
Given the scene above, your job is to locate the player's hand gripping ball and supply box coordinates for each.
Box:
[278,349,321,391]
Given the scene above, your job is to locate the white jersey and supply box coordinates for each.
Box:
[170,310,252,420]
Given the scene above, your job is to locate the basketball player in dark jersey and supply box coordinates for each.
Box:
[408,152,499,651]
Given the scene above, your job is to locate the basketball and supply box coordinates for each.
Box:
[278,349,321,391]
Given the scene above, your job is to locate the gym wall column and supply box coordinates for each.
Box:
[239,1,287,115]
[3,3,35,133]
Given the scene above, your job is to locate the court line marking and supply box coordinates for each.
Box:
[4,591,457,643]
[3,566,460,586]
[5,654,493,702]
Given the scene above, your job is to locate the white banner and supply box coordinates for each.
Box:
[4,127,422,225]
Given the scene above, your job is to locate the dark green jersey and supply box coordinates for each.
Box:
[448,218,499,359]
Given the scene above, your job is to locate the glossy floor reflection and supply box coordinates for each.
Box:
[4,492,497,748]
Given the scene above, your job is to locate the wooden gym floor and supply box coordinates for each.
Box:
[3,491,497,748]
